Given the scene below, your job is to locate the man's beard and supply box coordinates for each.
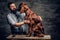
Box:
[11,9,17,14]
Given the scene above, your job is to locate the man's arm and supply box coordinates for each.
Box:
[7,14,25,27]
[7,14,30,27]
[15,21,27,26]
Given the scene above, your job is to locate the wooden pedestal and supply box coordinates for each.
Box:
[7,35,51,40]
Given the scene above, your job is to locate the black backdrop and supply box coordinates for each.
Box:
[0,0,60,40]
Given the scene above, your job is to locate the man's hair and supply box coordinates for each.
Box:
[8,2,14,9]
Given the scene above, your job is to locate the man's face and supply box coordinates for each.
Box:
[10,3,16,11]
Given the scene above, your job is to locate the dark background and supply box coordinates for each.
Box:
[0,0,60,40]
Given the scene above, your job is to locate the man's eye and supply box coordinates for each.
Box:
[11,6,14,7]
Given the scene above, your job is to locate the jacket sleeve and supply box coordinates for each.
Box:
[7,13,18,25]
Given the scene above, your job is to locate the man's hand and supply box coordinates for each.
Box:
[24,20,30,24]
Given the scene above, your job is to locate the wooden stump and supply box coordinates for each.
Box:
[6,35,51,40]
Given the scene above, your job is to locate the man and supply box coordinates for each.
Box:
[7,2,30,35]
